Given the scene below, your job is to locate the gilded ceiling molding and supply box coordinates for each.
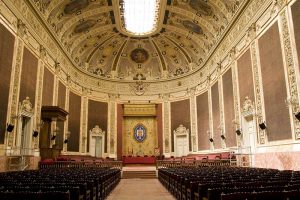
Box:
[150,39,167,72]
[165,36,192,63]
[112,39,128,72]
[1,0,278,98]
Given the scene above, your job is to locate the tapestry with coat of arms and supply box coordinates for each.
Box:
[134,124,147,142]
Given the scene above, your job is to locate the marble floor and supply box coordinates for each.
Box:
[107,179,175,200]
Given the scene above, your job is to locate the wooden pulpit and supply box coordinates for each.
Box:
[40,106,68,160]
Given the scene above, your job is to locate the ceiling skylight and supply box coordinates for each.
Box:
[121,0,160,35]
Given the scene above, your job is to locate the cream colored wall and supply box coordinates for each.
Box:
[123,117,157,156]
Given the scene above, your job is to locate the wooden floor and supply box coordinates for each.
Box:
[107,179,175,200]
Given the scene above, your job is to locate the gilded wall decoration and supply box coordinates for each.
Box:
[232,63,241,146]
[130,81,149,96]
[279,10,300,139]
[34,60,44,149]
[108,101,116,154]
[123,117,157,156]
[163,101,170,153]
[81,97,88,153]
[8,38,24,146]
[190,95,197,151]
[251,42,265,144]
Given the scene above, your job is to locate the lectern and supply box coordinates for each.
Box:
[40,106,68,160]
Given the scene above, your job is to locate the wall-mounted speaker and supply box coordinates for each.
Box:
[221,134,226,140]
[236,129,242,136]
[295,112,300,121]
[259,122,267,130]
[33,131,39,137]
[209,138,214,142]
[51,135,56,140]
[6,124,14,132]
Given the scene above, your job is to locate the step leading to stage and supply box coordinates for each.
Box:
[122,170,157,179]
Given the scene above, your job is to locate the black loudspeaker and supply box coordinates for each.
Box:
[33,131,38,137]
[6,124,14,132]
[209,138,214,142]
[64,139,68,144]
[236,129,242,136]
[295,112,300,121]
[259,122,267,130]
[51,135,56,140]
[221,135,226,140]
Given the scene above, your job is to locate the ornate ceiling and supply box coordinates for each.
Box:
[31,0,244,82]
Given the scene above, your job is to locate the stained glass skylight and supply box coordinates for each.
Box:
[121,0,160,35]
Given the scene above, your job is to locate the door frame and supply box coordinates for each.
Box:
[14,97,34,156]
[89,125,105,158]
[173,125,190,157]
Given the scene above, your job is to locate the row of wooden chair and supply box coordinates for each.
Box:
[0,167,121,200]
[158,166,300,200]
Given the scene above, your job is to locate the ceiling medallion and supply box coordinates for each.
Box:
[130,48,149,63]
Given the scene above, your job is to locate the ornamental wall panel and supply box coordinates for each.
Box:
[117,104,123,160]
[56,81,66,150]
[67,91,81,152]
[170,99,191,152]
[19,48,38,106]
[57,81,66,109]
[237,49,255,102]
[258,22,291,141]
[222,68,236,147]
[211,82,221,149]
[291,0,300,71]
[87,99,108,153]
[156,104,163,154]
[196,92,210,151]
[0,23,14,144]
[41,67,54,106]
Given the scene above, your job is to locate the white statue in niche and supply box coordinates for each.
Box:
[21,96,33,112]
[242,96,254,112]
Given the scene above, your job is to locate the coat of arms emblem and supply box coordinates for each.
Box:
[134,124,147,142]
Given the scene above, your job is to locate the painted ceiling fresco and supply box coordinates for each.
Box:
[31,0,244,81]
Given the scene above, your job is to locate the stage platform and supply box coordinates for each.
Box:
[122,165,157,179]
[122,156,156,164]
[123,166,156,171]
